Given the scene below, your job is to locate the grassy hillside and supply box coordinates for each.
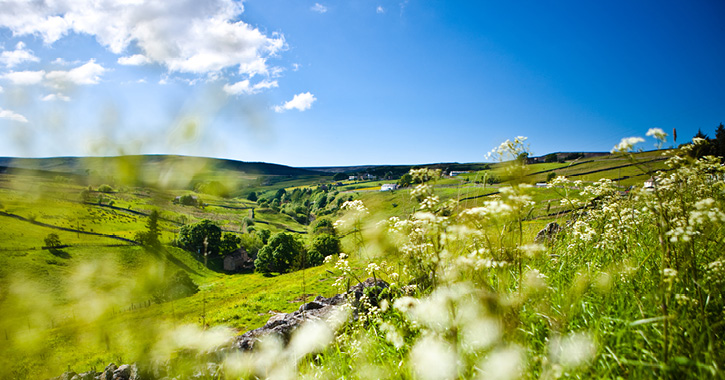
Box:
[5,147,719,379]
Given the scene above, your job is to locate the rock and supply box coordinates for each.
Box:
[535,222,563,244]
[75,372,97,380]
[51,371,76,380]
[112,364,132,380]
[232,278,387,351]
[99,363,117,380]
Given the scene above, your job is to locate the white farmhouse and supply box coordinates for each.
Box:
[643,176,659,189]
[449,171,469,177]
[381,184,399,191]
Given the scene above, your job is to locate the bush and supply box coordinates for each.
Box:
[97,184,114,193]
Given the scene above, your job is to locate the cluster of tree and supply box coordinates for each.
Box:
[543,152,583,163]
[254,186,346,224]
[687,123,725,159]
[177,219,243,257]
[176,194,201,207]
[254,218,341,274]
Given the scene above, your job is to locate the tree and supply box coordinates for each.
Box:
[256,228,271,245]
[715,123,725,158]
[308,233,340,258]
[333,172,347,181]
[178,220,222,256]
[247,191,258,202]
[274,188,287,200]
[690,129,717,158]
[44,233,61,248]
[398,173,413,188]
[254,232,307,274]
[178,194,199,206]
[136,210,161,248]
[516,152,529,163]
[220,233,241,256]
[311,218,336,236]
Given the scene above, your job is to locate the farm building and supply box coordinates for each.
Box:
[449,171,469,176]
[223,247,254,271]
[643,176,660,189]
[380,184,399,191]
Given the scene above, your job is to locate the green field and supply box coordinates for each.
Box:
[1,148,723,379]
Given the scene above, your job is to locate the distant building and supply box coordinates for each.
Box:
[223,247,254,271]
[381,184,399,191]
[643,176,660,189]
[350,173,377,181]
[449,171,469,177]
[536,182,548,188]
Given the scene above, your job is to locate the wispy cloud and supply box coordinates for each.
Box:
[274,92,316,113]
[0,42,39,67]
[223,79,278,95]
[0,107,28,123]
[2,60,106,88]
[376,6,385,14]
[41,93,71,102]
[311,3,328,13]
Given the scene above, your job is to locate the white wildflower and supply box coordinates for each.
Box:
[611,136,644,153]
[548,332,597,368]
[409,335,458,380]
[476,346,524,380]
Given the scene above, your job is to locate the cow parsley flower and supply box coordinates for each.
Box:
[611,136,644,153]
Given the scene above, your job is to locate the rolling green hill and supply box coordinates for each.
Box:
[1,148,697,379]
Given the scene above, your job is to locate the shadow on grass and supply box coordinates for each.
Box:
[49,248,71,259]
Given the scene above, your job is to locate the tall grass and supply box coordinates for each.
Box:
[1,135,723,379]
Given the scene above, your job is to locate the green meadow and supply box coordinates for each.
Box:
[0,146,723,379]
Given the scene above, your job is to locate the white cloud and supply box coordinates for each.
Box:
[118,54,150,66]
[0,107,28,123]
[376,6,385,14]
[311,3,328,13]
[0,41,40,67]
[223,79,278,95]
[41,93,71,102]
[45,60,106,88]
[51,58,81,66]
[274,92,316,113]
[0,85,3,92]
[0,0,286,77]
[1,60,105,89]
[2,70,45,85]
[291,63,301,72]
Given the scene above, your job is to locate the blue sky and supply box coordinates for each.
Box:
[0,0,723,166]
